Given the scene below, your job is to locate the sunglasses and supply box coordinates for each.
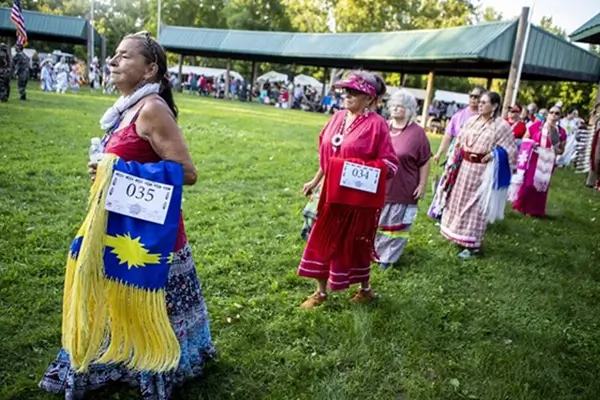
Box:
[342,88,364,97]
[549,110,561,115]
[469,93,481,99]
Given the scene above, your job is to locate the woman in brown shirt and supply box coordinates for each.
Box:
[375,89,432,269]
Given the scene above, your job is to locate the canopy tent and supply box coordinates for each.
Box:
[0,7,101,46]
[256,70,288,82]
[294,74,323,91]
[159,19,600,83]
[386,86,428,101]
[9,47,37,68]
[434,90,469,105]
[385,87,468,104]
[168,65,244,81]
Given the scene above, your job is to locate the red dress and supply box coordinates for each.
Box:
[504,117,527,139]
[512,121,566,217]
[104,120,188,251]
[298,110,399,291]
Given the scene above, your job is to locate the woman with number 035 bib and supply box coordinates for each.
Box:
[298,71,399,309]
[39,32,215,399]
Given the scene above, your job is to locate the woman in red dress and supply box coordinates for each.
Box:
[512,105,566,217]
[505,104,527,141]
[299,71,399,308]
[40,32,215,399]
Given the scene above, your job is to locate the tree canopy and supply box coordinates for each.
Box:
[0,0,598,115]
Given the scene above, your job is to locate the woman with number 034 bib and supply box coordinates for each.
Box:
[298,71,399,309]
[39,32,215,399]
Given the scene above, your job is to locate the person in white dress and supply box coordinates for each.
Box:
[54,57,70,94]
[557,109,582,167]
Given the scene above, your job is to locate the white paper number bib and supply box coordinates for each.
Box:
[105,171,174,225]
[339,161,381,194]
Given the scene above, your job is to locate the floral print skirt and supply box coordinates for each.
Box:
[39,243,215,400]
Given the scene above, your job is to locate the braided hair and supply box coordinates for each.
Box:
[125,31,178,119]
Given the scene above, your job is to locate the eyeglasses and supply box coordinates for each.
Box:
[469,94,480,99]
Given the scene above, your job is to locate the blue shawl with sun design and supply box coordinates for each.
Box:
[63,155,184,373]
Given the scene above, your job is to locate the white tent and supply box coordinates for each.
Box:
[434,90,469,105]
[386,86,428,101]
[386,87,469,105]
[10,48,37,67]
[168,65,244,81]
[294,74,323,91]
[256,70,288,83]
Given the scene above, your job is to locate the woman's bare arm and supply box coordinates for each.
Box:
[136,98,197,185]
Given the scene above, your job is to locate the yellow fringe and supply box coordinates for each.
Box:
[61,154,180,373]
[96,281,180,371]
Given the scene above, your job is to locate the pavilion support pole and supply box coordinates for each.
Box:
[100,35,106,65]
[225,58,231,99]
[87,21,93,77]
[321,67,328,98]
[251,61,258,84]
[250,60,257,102]
[420,72,435,130]
[502,6,530,117]
[486,77,493,90]
[177,54,184,92]
[329,68,338,89]
[289,63,297,109]
[402,73,408,87]
[290,63,297,82]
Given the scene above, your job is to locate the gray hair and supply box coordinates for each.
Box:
[388,89,418,119]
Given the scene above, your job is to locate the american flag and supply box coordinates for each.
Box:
[10,0,28,47]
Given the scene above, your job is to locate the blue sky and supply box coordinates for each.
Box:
[477,0,596,34]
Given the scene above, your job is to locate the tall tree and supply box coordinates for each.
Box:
[223,0,292,31]
[539,16,566,37]
[283,0,331,33]
[478,6,503,22]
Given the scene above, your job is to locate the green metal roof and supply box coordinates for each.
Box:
[570,12,600,44]
[160,20,516,61]
[0,7,101,46]
[525,25,600,81]
[159,19,600,82]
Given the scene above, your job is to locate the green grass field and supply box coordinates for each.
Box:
[1,88,599,400]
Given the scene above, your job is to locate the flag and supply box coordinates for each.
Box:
[10,0,28,47]
[62,154,184,373]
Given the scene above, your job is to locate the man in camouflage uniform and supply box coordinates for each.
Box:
[12,44,29,101]
[0,43,10,102]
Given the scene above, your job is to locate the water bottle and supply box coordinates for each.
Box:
[89,137,105,164]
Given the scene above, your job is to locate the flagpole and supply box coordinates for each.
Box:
[90,0,95,60]
[157,0,162,39]
[511,0,536,106]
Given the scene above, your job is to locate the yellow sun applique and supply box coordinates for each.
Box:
[105,233,161,269]
[166,252,175,265]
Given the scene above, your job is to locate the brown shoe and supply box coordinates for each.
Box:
[300,291,327,309]
[351,287,376,304]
